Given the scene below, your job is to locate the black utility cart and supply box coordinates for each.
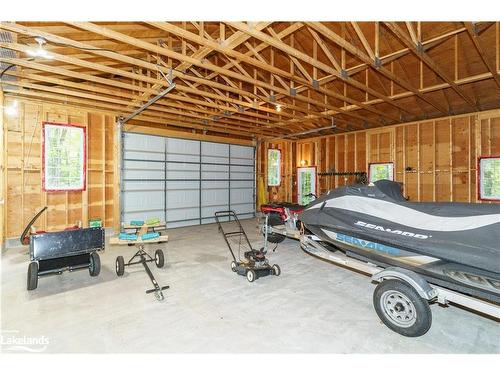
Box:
[27,228,104,291]
[215,210,281,282]
[22,207,105,291]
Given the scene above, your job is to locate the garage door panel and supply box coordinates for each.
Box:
[122,133,254,228]
[230,203,254,215]
[230,188,254,204]
[167,207,200,223]
[167,138,200,154]
[167,180,199,190]
[202,180,229,189]
[167,170,200,180]
[202,188,229,205]
[201,204,228,218]
[124,133,165,152]
[166,189,200,209]
[123,190,164,213]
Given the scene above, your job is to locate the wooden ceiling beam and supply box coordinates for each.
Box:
[133,22,271,115]
[4,70,284,132]
[0,23,283,117]
[464,22,500,91]
[3,87,266,139]
[66,22,368,126]
[383,22,479,111]
[306,22,448,115]
[228,21,415,118]
[0,55,291,130]
[350,22,375,60]
[149,22,386,126]
[0,41,294,123]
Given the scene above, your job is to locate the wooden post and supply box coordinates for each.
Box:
[0,90,4,249]
[432,121,436,202]
[113,119,122,232]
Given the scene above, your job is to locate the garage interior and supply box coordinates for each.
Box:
[0,20,499,353]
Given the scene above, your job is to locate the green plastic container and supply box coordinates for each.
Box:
[89,218,102,228]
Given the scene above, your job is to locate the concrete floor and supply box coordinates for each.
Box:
[1,219,499,353]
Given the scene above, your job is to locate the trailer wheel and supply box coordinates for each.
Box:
[373,279,432,337]
[231,261,237,272]
[264,214,286,243]
[272,264,281,276]
[27,262,38,291]
[155,249,165,268]
[89,252,101,277]
[246,269,256,282]
[116,256,125,277]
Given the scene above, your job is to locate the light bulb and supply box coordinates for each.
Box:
[276,104,282,112]
[4,100,18,116]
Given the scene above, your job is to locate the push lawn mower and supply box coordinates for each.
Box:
[215,210,280,282]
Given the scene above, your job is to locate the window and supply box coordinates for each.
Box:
[43,122,86,192]
[267,149,281,186]
[297,167,317,205]
[478,156,500,201]
[369,162,394,183]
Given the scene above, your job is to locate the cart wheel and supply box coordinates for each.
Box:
[373,279,432,337]
[272,264,281,276]
[116,256,125,277]
[264,214,286,244]
[155,249,165,268]
[27,261,38,291]
[89,252,101,277]
[231,261,238,272]
[246,269,256,282]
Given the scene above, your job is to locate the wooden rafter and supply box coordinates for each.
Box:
[306,22,449,115]
[464,22,500,90]
[383,22,479,111]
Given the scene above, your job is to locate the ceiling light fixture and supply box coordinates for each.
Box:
[3,100,18,116]
[276,104,282,112]
[27,37,52,59]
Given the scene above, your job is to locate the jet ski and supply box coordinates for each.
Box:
[299,180,500,303]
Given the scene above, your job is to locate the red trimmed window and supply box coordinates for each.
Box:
[43,122,86,192]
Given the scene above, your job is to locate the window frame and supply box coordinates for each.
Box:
[477,155,500,202]
[368,162,395,183]
[267,148,281,187]
[42,121,87,192]
[297,166,317,205]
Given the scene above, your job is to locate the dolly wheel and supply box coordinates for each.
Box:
[246,269,256,283]
[373,279,432,337]
[27,262,38,291]
[116,256,125,277]
[155,249,165,268]
[89,252,101,277]
[272,264,281,276]
[231,261,238,272]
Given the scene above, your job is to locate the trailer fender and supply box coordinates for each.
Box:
[372,267,438,301]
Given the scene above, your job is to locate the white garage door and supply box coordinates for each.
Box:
[121,132,255,228]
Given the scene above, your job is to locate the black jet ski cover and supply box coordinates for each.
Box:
[299,180,500,274]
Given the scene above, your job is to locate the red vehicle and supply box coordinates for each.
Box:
[260,196,315,243]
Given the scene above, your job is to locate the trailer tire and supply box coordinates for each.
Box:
[373,279,432,337]
[89,252,101,277]
[27,262,38,291]
[264,214,286,244]
[116,256,125,277]
[155,249,165,268]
